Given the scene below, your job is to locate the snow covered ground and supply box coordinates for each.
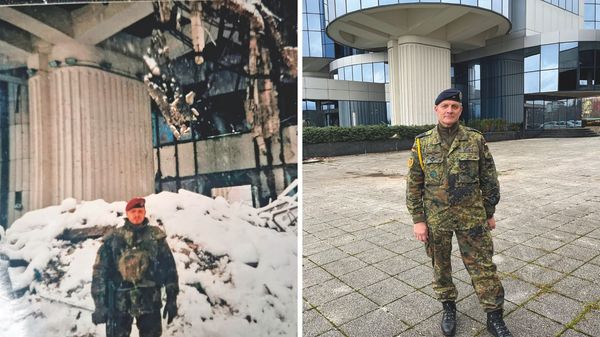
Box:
[0,188,297,337]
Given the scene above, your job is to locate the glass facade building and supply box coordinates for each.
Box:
[303,0,600,130]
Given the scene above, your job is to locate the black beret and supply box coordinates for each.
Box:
[435,88,462,105]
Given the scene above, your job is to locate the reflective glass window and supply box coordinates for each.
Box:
[597,4,600,20]
[324,43,335,58]
[307,14,322,30]
[328,0,336,22]
[560,0,566,8]
[306,100,317,110]
[574,0,579,13]
[306,0,322,13]
[335,0,346,17]
[566,0,573,11]
[524,71,540,93]
[559,68,577,90]
[303,31,310,56]
[303,14,308,31]
[373,62,385,83]
[308,31,323,56]
[347,0,361,12]
[442,0,461,3]
[541,44,559,69]
[462,0,477,6]
[492,0,502,12]
[584,21,595,29]
[344,66,353,80]
[540,69,558,92]
[479,0,492,9]
[338,68,345,80]
[524,54,540,72]
[585,4,595,20]
[579,49,595,67]
[559,43,578,68]
[353,64,362,81]
[380,0,398,4]
[579,68,594,87]
[362,0,378,8]
[362,63,374,82]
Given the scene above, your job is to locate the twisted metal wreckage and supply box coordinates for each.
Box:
[144,0,297,155]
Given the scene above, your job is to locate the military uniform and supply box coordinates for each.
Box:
[406,123,504,312]
[91,218,179,337]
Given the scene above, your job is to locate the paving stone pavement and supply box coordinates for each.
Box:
[302,137,600,337]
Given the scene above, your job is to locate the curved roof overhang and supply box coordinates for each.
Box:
[326,3,511,53]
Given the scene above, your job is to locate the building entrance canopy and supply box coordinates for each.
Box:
[326,1,511,53]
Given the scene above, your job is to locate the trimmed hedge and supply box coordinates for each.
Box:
[465,119,522,133]
[303,119,522,144]
[303,125,434,144]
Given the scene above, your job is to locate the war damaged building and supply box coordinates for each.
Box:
[0,0,298,227]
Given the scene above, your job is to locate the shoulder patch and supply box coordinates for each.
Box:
[464,126,483,135]
[416,128,434,138]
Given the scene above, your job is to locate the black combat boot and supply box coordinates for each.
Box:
[487,309,513,337]
[441,301,457,336]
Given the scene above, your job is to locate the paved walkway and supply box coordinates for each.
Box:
[303,137,600,337]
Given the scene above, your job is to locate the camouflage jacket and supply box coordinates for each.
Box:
[91,218,179,316]
[405,124,500,231]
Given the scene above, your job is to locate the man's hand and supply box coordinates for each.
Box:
[91,308,107,325]
[487,217,496,230]
[413,222,428,242]
[163,298,178,324]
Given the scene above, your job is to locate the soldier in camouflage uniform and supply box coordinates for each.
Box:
[91,197,179,337]
[406,89,513,337]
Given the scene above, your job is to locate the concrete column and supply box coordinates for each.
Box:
[28,52,54,210]
[387,36,451,126]
[29,65,153,208]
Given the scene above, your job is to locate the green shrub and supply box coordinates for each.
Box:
[303,125,434,144]
[464,119,522,133]
[303,119,522,144]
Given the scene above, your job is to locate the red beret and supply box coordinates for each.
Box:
[125,197,145,212]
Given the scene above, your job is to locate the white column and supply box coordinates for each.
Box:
[388,36,451,126]
[29,65,153,208]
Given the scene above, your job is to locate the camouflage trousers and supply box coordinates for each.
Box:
[426,224,504,312]
[108,311,162,337]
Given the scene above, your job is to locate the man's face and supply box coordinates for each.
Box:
[435,99,462,127]
[126,208,146,225]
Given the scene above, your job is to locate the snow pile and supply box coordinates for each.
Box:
[0,189,297,337]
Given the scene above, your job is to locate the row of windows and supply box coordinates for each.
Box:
[303,28,336,58]
[543,0,579,14]
[525,98,580,130]
[331,62,389,83]
[324,0,509,25]
[303,0,336,58]
[303,99,389,126]
[584,1,600,29]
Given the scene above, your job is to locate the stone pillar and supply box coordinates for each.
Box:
[28,51,53,210]
[387,36,451,126]
[29,63,153,208]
